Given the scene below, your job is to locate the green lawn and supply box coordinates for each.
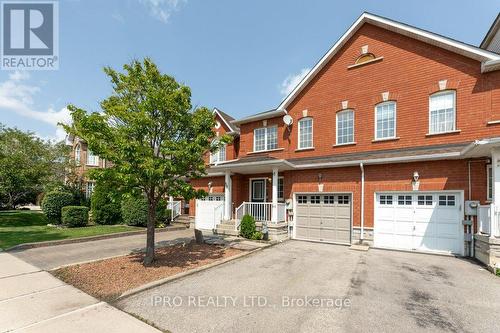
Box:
[0,210,143,249]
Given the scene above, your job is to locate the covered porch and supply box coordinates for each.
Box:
[466,140,500,269]
[199,158,293,239]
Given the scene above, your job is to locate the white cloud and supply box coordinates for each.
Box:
[139,0,186,23]
[111,12,125,23]
[279,68,310,96]
[0,71,71,141]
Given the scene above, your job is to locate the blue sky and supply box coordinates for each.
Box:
[0,0,499,141]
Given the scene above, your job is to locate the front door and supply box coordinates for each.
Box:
[251,179,266,202]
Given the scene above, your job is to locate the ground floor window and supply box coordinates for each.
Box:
[487,165,492,201]
[278,177,284,202]
[85,181,95,199]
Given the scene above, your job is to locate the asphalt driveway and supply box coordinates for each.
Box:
[117,240,500,333]
[10,229,193,270]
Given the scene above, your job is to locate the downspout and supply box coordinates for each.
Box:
[360,163,365,244]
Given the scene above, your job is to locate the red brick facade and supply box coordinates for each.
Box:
[191,21,499,235]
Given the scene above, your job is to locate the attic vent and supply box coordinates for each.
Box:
[355,53,376,65]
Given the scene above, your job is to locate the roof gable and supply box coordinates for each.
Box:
[277,12,500,111]
[213,108,239,134]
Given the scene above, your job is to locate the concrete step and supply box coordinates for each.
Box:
[214,228,239,236]
[216,224,236,231]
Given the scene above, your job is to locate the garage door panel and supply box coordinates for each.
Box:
[294,193,351,244]
[375,192,461,255]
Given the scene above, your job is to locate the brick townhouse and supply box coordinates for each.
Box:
[189,12,500,269]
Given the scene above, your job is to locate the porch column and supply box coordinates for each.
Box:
[169,196,174,220]
[492,149,500,237]
[224,170,232,220]
[271,167,279,223]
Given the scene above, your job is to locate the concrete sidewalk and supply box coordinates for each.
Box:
[10,228,193,270]
[0,253,160,333]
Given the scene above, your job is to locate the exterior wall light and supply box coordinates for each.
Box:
[412,171,420,191]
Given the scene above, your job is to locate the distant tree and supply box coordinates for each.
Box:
[0,124,74,209]
[63,58,229,265]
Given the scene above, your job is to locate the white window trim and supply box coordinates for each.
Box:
[428,90,456,135]
[85,181,95,199]
[253,126,278,152]
[210,143,226,164]
[336,109,355,145]
[298,117,314,149]
[86,150,99,166]
[487,164,492,201]
[278,176,284,202]
[374,101,397,140]
[75,144,81,164]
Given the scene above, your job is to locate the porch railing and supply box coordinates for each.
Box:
[234,202,286,230]
[478,204,500,237]
[167,201,182,221]
[213,202,224,229]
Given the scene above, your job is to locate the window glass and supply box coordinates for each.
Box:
[310,195,321,204]
[439,195,455,206]
[417,195,433,206]
[75,145,81,164]
[380,195,393,205]
[488,165,492,201]
[278,178,284,201]
[398,195,412,205]
[254,127,278,152]
[85,182,95,199]
[87,150,99,166]
[338,195,349,204]
[429,91,455,134]
[337,110,354,144]
[298,118,313,149]
[375,102,396,139]
[254,128,266,151]
[297,195,307,204]
[324,195,335,204]
[267,126,278,150]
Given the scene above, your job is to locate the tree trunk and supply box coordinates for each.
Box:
[144,198,157,266]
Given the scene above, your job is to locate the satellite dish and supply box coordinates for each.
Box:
[283,114,293,126]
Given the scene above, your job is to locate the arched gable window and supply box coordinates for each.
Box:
[355,53,376,65]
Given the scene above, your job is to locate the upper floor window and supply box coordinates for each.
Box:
[429,91,455,134]
[298,117,313,149]
[375,101,396,140]
[87,150,99,166]
[210,140,226,164]
[254,126,277,152]
[75,144,81,164]
[336,110,354,144]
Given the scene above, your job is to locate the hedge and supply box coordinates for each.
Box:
[90,183,122,225]
[41,191,75,224]
[61,206,89,227]
[121,196,148,227]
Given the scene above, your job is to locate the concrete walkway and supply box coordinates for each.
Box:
[0,253,160,333]
[10,228,194,270]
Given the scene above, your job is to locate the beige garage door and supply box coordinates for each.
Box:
[295,194,351,244]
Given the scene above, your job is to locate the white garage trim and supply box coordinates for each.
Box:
[292,192,353,245]
[373,190,464,256]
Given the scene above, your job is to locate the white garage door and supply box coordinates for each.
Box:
[374,192,463,255]
[195,194,225,230]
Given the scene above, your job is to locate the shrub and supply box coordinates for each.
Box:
[121,196,148,227]
[41,191,75,224]
[61,206,89,227]
[155,199,168,225]
[251,231,263,240]
[91,183,122,225]
[240,214,256,239]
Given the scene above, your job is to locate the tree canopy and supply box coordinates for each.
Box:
[64,58,228,264]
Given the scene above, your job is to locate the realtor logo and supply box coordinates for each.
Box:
[1,1,59,70]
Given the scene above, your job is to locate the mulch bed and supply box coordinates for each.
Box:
[52,242,243,301]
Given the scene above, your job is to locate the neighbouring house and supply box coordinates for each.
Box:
[66,134,106,199]
[190,12,500,270]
